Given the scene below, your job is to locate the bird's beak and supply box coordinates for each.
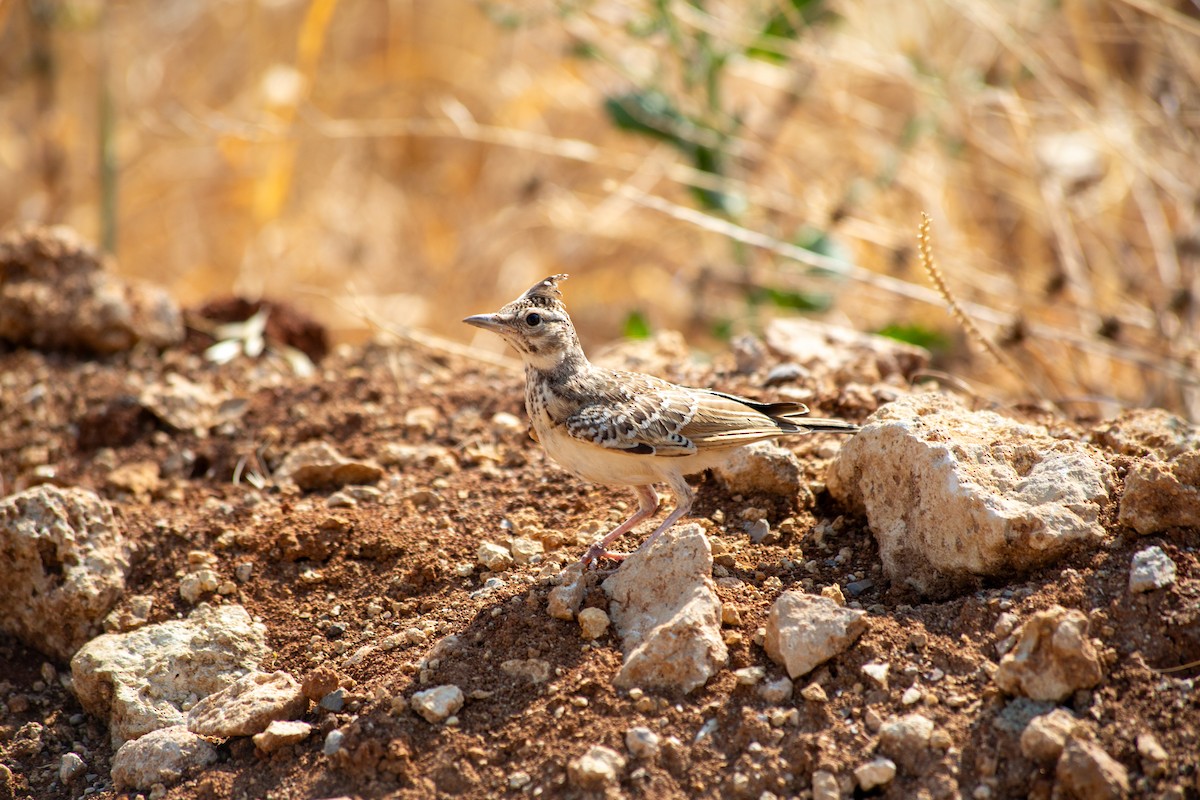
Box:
[463,313,506,333]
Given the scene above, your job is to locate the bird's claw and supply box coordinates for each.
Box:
[580,543,630,569]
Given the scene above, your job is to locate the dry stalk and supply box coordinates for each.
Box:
[917,213,1040,400]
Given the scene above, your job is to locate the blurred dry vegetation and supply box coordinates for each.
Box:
[1,0,1199,417]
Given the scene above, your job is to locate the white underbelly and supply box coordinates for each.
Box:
[537,423,730,486]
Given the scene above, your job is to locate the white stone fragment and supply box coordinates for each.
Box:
[602,524,727,694]
[568,745,625,790]
[734,666,766,685]
[510,536,544,565]
[862,661,890,688]
[253,720,312,753]
[763,591,867,679]
[578,607,610,640]
[811,769,840,800]
[994,605,1102,702]
[713,441,804,497]
[625,727,661,759]
[477,541,513,571]
[186,670,308,738]
[411,685,464,724]
[110,725,218,791]
[854,757,897,791]
[758,676,793,704]
[0,486,131,661]
[1056,737,1130,800]
[1129,545,1177,593]
[71,603,269,746]
[58,752,86,783]
[878,713,934,770]
[1020,708,1082,765]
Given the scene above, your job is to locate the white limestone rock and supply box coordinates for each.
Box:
[811,769,841,800]
[1056,737,1130,800]
[0,486,131,661]
[110,725,218,791]
[568,745,625,791]
[625,727,661,760]
[878,713,935,770]
[1020,708,1083,765]
[411,685,464,724]
[854,757,897,791]
[547,563,586,621]
[763,317,929,386]
[602,524,727,694]
[186,670,308,738]
[828,393,1114,594]
[1129,545,1177,593]
[994,606,1102,702]
[763,591,867,679]
[578,607,610,640]
[275,440,383,491]
[253,720,312,753]
[713,441,804,498]
[1119,452,1200,535]
[70,603,269,746]
[477,541,513,572]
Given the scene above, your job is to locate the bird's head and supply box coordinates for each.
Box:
[464,274,584,370]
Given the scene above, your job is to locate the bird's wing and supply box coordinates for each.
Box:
[678,389,802,446]
[564,373,794,456]
[564,373,699,457]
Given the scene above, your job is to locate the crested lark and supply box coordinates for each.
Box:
[464,274,859,567]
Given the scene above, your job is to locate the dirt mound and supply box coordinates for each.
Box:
[0,312,1197,799]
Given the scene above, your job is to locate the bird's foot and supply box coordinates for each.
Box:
[580,542,631,568]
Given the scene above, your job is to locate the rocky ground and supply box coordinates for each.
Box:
[0,226,1198,800]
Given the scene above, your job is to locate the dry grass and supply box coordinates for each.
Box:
[1,0,1197,418]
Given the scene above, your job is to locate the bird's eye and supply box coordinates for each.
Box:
[525,312,542,326]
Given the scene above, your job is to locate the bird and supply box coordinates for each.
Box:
[464,274,859,567]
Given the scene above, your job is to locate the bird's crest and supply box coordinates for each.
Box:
[520,274,569,309]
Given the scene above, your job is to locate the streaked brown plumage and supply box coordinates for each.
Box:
[465,274,858,566]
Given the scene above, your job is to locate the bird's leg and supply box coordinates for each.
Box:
[633,473,694,555]
[580,485,659,567]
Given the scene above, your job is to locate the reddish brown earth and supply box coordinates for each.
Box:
[0,327,1197,799]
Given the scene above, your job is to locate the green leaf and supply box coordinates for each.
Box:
[747,0,834,61]
[875,323,950,351]
[748,286,833,312]
[623,310,652,340]
[604,91,689,147]
[568,40,600,60]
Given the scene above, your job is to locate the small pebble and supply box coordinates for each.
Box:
[845,579,875,597]
[625,726,661,759]
[734,666,766,686]
[862,661,890,688]
[1129,546,1177,593]
[801,683,828,702]
[322,729,345,756]
[578,607,610,640]
[319,688,346,712]
[854,757,896,791]
[758,676,793,704]
[477,541,513,572]
[820,584,846,606]
[59,752,86,783]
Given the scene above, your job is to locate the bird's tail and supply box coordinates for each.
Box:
[781,414,861,435]
[731,395,860,435]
